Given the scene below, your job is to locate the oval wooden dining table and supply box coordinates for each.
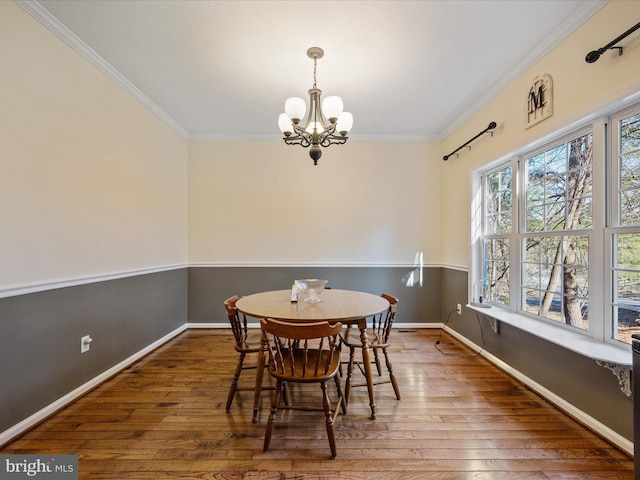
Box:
[236,289,389,422]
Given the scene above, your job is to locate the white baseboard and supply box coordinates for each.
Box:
[187,322,443,329]
[443,325,634,456]
[2,322,632,457]
[186,322,230,329]
[0,324,187,447]
[394,323,442,329]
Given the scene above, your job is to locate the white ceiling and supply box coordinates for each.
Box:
[25,0,607,141]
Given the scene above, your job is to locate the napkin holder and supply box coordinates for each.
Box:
[291,280,304,302]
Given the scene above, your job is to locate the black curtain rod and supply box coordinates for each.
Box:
[443,122,497,161]
[585,21,640,63]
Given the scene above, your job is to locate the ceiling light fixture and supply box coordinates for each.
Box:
[278,47,353,165]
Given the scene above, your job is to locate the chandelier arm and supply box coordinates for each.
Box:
[284,140,313,148]
[321,122,337,136]
[316,123,345,147]
[292,125,314,143]
[284,131,312,148]
[302,88,333,132]
[292,113,337,148]
[292,123,311,136]
[319,135,348,148]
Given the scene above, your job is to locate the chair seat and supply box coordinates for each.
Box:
[236,330,263,352]
[340,328,387,348]
[269,349,341,382]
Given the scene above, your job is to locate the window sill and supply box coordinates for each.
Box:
[467,304,632,366]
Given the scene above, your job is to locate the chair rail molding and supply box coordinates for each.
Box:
[0,264,188,299]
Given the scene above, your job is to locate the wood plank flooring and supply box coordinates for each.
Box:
[1,328,634,479]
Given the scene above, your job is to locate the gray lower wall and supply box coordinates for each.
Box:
[1,265,632,444]
[187,266,442,325]
[441,268,633,442]
[0,268,187,434]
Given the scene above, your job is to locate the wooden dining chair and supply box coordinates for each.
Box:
[261,318,346,459]
[340,293,401,405]
[224,295,273,412]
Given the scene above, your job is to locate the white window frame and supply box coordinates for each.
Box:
[479,162,514,307]
[607,103,640,346]
[518,126,597,334]
[469,100,640,365]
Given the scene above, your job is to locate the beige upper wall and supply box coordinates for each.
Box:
[188,141,442,265]
[0,2,188,291]
[440,0,640,269]
[8,0,636,284]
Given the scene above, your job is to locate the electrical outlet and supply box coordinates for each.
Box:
[456,303,462,315]
[81,335,92,353]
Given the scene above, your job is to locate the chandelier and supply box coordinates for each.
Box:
[278,47,353,165]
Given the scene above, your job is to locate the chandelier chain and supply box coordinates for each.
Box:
[313,58,318,89]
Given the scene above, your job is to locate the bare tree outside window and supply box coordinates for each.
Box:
[620,113,640,225]
[523,134,592,329]
[478,103,640,346]
[484,167,511,305]
[613,112,640,343]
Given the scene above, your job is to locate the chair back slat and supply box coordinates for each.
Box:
[313,337,323,376]
[382,294,399,342]
[368,293,398,343]
[224,295,248,348]
[289,339,298,376]
[302,339,308,377]
[261,319,342,380]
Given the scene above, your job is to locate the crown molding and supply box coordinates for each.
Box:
[17,0,437,144]
[349,133,440,142]
[438,0,609,140]
[17,0,607,144]
[188,133,278,142]
[188,133,440,142]
[16,0,190,139]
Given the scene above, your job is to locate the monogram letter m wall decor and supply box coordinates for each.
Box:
[525,74,553,129]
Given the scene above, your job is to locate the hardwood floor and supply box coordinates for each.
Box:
[1,328,633,479]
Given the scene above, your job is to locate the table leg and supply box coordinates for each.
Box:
[252,328,268,423]
[358,318,376,419]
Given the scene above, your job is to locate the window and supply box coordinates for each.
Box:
[522,132,592,330]
[610,107,640,344]
[475,101,640,348]
[483,166,512,306]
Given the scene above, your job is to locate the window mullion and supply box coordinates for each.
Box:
[512,156,522,312]
[589,117,607,342]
